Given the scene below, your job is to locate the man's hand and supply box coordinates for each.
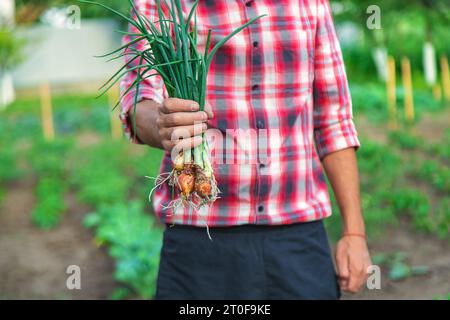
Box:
[156,98,212,151]
[335,236,372,293]
[130,98,212,150]
[321,147,372,294]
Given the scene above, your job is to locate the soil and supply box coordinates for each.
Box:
[0,179,116,300]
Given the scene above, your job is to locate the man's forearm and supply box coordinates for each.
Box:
[129,99,163,149]
[322,147,365,234]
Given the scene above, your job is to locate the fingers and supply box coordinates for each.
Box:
[337,255,368,293]
[158,123,207,142]
[347,262,369,293]
[336,251,350,291]
[159,122,206,152]
[157,111,208,127]
[162,135,203,152]
[161,98,214,118]
[160,98,199,113]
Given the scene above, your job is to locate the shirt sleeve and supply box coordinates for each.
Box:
[312,0,360,159]
[119,0,168,143]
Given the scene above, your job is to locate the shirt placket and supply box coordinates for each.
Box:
[241,0,266,222]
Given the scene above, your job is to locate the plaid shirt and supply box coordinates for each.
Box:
[120,0,360,226]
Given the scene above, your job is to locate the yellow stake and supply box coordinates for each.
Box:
[108,85,123,140]
[440,56,450,102]
[432,84,442,102]
[386,56,397,129]
[401,57,415,124]
[39,81,55,141]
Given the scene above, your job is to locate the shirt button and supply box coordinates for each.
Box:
[252,84,259,91]
[256,120,265,129]
[253,41,259,48]
[258,205,264,213]
[245,1,254,7]
[259,163,265,169]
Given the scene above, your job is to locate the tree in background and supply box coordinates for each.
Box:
[331,0,450,85]
[15,0,130,25]
[0,0,26,108]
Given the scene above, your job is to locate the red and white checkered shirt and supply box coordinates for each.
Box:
[120,0,360,226]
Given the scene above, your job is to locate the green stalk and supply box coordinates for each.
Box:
[202,146,213,178]
[183,148,192,165]
[193,145,203,168]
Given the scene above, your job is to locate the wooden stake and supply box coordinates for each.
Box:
[401,57,415,124]
[39,81,55,141]
[387,56,397,129]
[108,85,123,140]
[432,84,442,101]
[441,56,450,102]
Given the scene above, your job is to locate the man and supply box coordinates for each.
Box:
[120,0,371,299]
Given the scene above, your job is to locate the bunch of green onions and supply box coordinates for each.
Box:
[82,0,264,210]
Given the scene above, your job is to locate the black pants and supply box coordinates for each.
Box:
[155,220,340,300]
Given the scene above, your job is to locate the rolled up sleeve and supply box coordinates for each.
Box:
[313,0,360,159]
[119,0,168,143]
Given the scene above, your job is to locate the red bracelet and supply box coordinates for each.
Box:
[342,232,366,239]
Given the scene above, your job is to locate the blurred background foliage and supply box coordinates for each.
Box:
[14,0,130,25]
[0,0,449,300]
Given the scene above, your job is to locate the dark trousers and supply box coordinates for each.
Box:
[155,220,340,300]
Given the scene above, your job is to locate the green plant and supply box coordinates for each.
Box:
[427,143,450,162]
[69,142,131,206]
[0,27,26,73]
[129,147,164,199]
[0,185,5,205]
[413,160,450,193]
[388,131,422,150]
[433,293,450,300]
[389,188,433,233]
[29,139,73,178]
[84,201,162,299]
[28,139,72,229]
[350,84,387,121]
[0,146,21,182]
[436,198,450,239]
[372,251,429,281]
[31,178,66,229]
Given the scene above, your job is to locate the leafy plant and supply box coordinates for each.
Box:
[433,293,450,300]
[28,139,72,229]
[0,27,26,73]
[84,201,162,299]
[69,142,131,206]
[31,178,66,229]
[413,160,450,193]
[0,145,21,182]
[389,188,433,232]
[29,139,73,178]
[372,251,429,281]
[388,131,422,150]
[436,198,450,239]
